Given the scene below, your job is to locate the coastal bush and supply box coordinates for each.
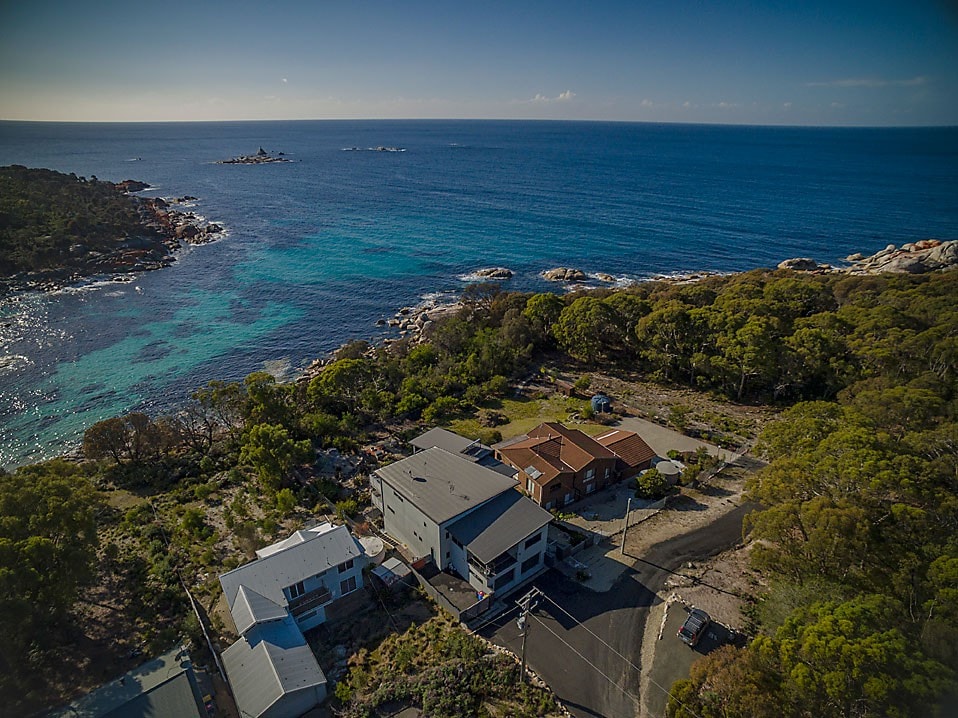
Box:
[422,396,463,424]
[0,166,157,275]
[634,468,671,500]
[0,460,101,686]
[238,423,312,490]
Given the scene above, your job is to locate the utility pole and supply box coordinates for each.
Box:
[516,587,541,684]
[620,496,632,555]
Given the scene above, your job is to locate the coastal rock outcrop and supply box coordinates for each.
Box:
[115,179,150,193]
[777,257,821,271]
[542,267,588,282]
[779,239,958,276]
[473,267,513,279]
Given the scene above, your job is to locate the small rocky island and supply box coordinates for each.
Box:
[217,147,291,164]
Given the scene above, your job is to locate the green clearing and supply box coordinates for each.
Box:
[450,394,610,441]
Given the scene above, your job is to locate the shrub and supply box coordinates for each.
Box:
[635,468,671,500]
[337,498,359,518]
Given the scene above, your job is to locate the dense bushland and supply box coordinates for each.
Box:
[4,268,956,715]
[0,165,156,275]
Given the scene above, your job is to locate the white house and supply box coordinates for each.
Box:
[219,522,366,718]
[219,522,365,633]
[372,447,552,599]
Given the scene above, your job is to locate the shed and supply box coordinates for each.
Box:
[372,557,413,589]
[591,394,612,413]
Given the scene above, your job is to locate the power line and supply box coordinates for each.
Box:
[536,589,706,718]
[526,612,642,710]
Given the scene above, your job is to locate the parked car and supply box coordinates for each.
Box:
[677,608,710,647]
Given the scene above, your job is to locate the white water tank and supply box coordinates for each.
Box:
[359,535,386,565]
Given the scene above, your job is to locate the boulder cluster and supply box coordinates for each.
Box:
[542,267,588,282]
[376,299,463,342]
[778,239,957,275]
[142,197,224,247]
[472,267,514,279]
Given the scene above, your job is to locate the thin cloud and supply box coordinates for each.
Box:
[528,90,576,103]
[806,76,928,88]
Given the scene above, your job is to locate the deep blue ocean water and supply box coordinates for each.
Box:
[1,120,956,468]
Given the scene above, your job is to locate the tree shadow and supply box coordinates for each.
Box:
[731,454,767,471]
[667,495,709,512]
[697,483,734,498]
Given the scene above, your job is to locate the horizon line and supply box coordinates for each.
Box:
[1,117,956,130]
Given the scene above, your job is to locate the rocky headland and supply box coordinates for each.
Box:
[2,190,225,294]
[778,239,958,275]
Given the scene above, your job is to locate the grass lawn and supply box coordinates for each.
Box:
[451,394,611,441]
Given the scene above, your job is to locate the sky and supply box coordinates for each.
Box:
[1,0,957,126]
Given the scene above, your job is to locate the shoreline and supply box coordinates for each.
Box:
[0,188,226,296]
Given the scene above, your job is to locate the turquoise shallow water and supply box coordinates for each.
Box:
[1,120,956,468]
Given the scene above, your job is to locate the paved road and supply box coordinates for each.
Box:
[481,502,756,718]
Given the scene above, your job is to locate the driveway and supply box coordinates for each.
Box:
[480,503,756,718]
[614,416,734,461]
[644,602,740,718]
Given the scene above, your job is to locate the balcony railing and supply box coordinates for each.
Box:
[289,587,332,618]
[468,552,517,580]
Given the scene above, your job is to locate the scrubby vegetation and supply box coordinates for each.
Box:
[334,614,559,718]
[0,165,155,275]
[4,268,956,715]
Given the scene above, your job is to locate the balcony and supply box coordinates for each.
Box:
[288,586,332,618]
[468,551,517,584]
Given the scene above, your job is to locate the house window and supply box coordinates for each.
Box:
[526,478,534,494]
[340,576,357,594]
[289,581,306,599]
[585,468,595,480]
[493,569,515,590]
[521,555,540,574]
[604,467,611,480]
[524,533,542,550]
[338,559,354,573]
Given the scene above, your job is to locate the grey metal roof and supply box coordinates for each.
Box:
[232,585,288,635]
[410,427,493,462]
[49,646,204,718]
[375,447,518,524]
[222,618,326,718]
[411,427,474,453]
[448,490,553,564]
[219,524,362,611]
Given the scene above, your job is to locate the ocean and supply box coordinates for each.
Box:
[1,120,956,468]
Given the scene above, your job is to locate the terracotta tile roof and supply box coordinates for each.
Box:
[595,429,656,468]
[499,422,615,484]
